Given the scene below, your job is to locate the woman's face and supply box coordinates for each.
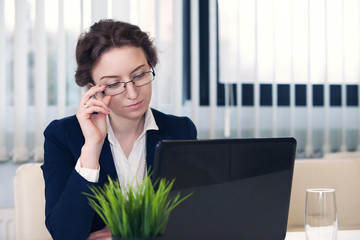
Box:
[91,46,152,121]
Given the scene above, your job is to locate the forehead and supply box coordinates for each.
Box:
[92,46,148,81]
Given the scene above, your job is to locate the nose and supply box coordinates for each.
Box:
[124,81,138,99]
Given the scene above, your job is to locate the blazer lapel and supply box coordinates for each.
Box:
[146,130,171,169]
[98,138,118,185]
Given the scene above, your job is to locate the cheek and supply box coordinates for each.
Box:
[145,85,153,99]
[108,96,123,110]
[148,89,152,99]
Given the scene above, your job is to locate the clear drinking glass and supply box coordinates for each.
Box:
[305,188,338,240]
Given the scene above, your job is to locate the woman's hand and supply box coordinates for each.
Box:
[76,84,111,169]
[87,226,112,240]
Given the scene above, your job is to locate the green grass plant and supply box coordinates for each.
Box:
[84,173,192,238]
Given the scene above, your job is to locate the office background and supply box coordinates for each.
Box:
[1,0,360,237]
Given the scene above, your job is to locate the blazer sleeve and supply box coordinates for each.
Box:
[184,117,197,139]
[41,119,99,240]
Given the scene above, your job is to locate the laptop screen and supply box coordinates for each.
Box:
[152,137,297,240]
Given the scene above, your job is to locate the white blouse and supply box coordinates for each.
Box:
[75,108,158,190]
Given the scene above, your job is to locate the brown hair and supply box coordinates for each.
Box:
[75,19,158,86]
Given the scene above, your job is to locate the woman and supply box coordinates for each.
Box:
[41,19,197,240]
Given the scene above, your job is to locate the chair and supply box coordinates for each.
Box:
[323,151,360,160]
[14,163,52,240]
[287,158,360,231]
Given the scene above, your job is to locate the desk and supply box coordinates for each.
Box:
[285,230,360,240]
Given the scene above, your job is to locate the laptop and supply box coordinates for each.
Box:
[152,137,297,240]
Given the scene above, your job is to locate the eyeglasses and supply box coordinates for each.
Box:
[101,67,155,96]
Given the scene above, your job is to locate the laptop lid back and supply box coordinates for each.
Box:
[153,137,297,240]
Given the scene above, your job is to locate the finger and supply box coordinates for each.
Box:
[81,85,105,105]
[102,95,112,107]
[84,98,110,111]
[86,227,112,240]
[87,235,111,240]
[82,106,110,116]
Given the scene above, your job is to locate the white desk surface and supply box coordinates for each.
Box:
[285,230,360,240]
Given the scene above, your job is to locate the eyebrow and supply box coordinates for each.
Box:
[100,64,146,81]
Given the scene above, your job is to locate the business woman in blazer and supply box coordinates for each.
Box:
[41,20,197,240]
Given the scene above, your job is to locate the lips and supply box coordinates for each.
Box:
[126,100,143,108]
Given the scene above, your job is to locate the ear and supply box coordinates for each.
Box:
[88,83,94,89]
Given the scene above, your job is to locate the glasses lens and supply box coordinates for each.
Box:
[133,71,155,87]
[103,70,155,96]
[104,82,125,96]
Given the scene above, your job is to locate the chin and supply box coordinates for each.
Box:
[123,107,148,120]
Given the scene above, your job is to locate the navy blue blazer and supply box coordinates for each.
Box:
[41,109,197,240]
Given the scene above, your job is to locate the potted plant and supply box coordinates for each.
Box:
[84,173,192,239]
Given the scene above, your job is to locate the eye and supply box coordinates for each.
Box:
[107,82,122,88]
[133,72,147,81]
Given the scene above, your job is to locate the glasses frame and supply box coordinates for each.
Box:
[101,65,156,96]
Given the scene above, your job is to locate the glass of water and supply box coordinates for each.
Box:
[305,188,337,240]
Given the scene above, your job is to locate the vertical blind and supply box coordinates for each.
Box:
[218,0,360,157]
[0,0,185,162]
[0,0,6,161]
[1,0,360,163]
